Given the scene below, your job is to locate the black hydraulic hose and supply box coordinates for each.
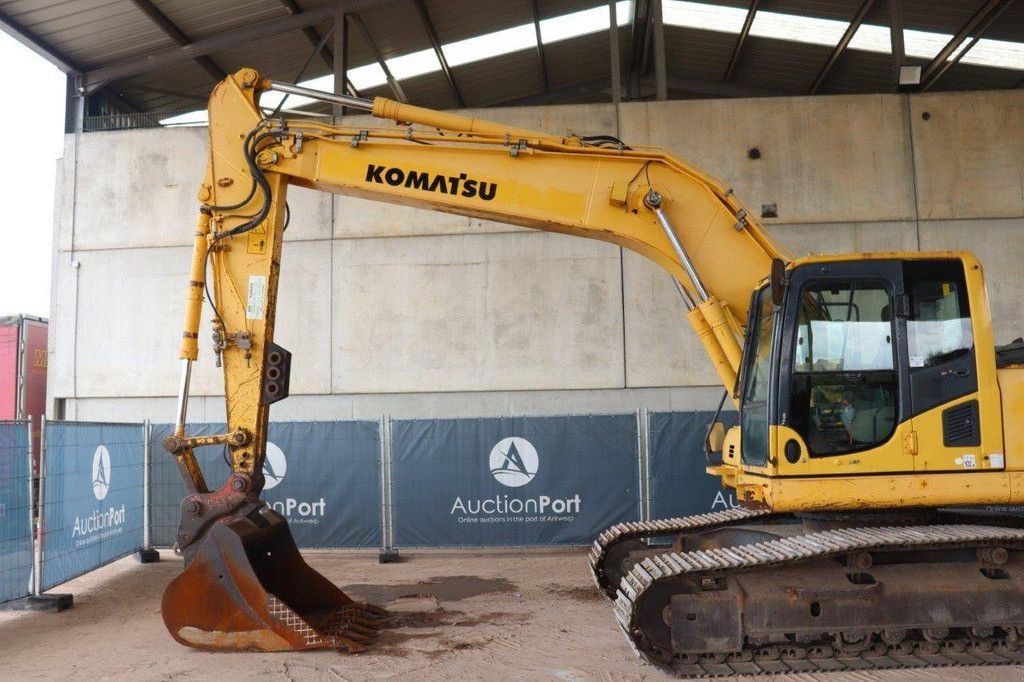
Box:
[207,125,266,211]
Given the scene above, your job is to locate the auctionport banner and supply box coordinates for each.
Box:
[41,422,145,590]
[0,422,32,603]
[150,421,381,548]
[648,411,739,519]
[391,415,640,547]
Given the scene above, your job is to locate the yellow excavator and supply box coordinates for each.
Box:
[163,68,1024,672]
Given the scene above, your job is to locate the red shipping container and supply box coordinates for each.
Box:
[0,315,48,475]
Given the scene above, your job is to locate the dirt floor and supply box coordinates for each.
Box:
[1,548,1023,681]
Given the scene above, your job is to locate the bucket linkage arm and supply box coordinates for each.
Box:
[161,141,387,652]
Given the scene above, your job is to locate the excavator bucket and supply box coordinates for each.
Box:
[162,507,387,652]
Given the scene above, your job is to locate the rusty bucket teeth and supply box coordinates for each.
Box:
[161,508,388,652]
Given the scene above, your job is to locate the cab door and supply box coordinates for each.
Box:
[902,259,994,472]
[776,260,917,475]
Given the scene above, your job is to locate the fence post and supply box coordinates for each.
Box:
[635,409,645,522]
[136,420,159,563]
[378,415,398,563]
[33,415,45,596]
[18,416,73,611]
[26,418,35,594]
[639,408,652,523]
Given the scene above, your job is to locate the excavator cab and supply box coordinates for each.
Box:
[724,253,1005,510]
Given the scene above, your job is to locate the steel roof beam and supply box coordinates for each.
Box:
[629,0,651,76]
[809,0,876,94]
[279,0,335,70]
[83,1,389,90]
[333,11,348,116]
[530,0,549,92]
[888,0,905,88]
[609,1,621,109]
[0,9,144,126]
[127,0,226,82]
[921,0,1013,90]
[0,8,78,73]
[412,0,464,106]
[498,75,783,107]
[132,85,210,102]
[724,0,759,81]
[349,13,407,102]
[651,0,667,100]
[660,75,782,98]
[497,79,611,106]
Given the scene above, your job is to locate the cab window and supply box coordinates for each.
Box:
[905,260,972,369]
[788,281,897,456]
[740,287,773,465]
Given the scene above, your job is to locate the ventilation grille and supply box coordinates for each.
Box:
[943,400,980,447]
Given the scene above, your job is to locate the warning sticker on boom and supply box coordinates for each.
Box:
[247,224,268,255]
[246,275,267,320]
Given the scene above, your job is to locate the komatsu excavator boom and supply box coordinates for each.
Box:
[164,70,1024,672]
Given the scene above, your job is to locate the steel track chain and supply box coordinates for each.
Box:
[612,523,1024,677]
[589,508,773,595]
[671,640,1024,677]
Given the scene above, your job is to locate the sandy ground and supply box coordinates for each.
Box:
[1,548,1023,681]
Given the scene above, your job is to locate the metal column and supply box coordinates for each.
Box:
[332,11,348,118]
[378,415,398,562]
[136,419,159,563]
[33,416,45,596]
[651,0,667,100]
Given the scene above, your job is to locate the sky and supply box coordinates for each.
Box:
[0,33,65,318]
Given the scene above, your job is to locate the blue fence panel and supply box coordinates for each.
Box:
[150,421,381,548]
[649,411,739,519]
[392,415,639,547]
[41,422,145,590]
[0,422,32,603]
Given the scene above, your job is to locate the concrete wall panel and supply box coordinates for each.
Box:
[766,221,920,256]
[70,240,332,398]
[918,219,1024,345]
[56,137,76,253]
[70,385,729,423]
[331,232,624,393]
[618,96,916,225]
[64,128,330,251]
[48,257,76,399]
[70,128,207,251]
[910,90,1024,221]
[622,250,721,388]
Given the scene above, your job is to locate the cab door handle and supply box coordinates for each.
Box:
[941,368,969,378]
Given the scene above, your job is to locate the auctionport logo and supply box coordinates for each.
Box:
[489,437,538,488]
[92,445,111,501]
[262,442,287,490]
[75,444,125,545]
[261,442,325,521]
[449,436,581,520]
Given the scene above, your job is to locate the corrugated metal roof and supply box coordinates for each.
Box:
[665,25,738,84]
[731,35,832,93]
[1,0,1020,124]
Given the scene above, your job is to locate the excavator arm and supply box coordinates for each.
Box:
[160,68,786,653]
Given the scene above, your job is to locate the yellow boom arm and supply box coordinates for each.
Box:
[169,68,788,490]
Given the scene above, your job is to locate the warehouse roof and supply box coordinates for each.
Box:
[2,0,1022,130]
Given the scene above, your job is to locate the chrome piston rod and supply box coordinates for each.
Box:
[645,190,708,306]
[268,81,374,111]
[174,359,192,436]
